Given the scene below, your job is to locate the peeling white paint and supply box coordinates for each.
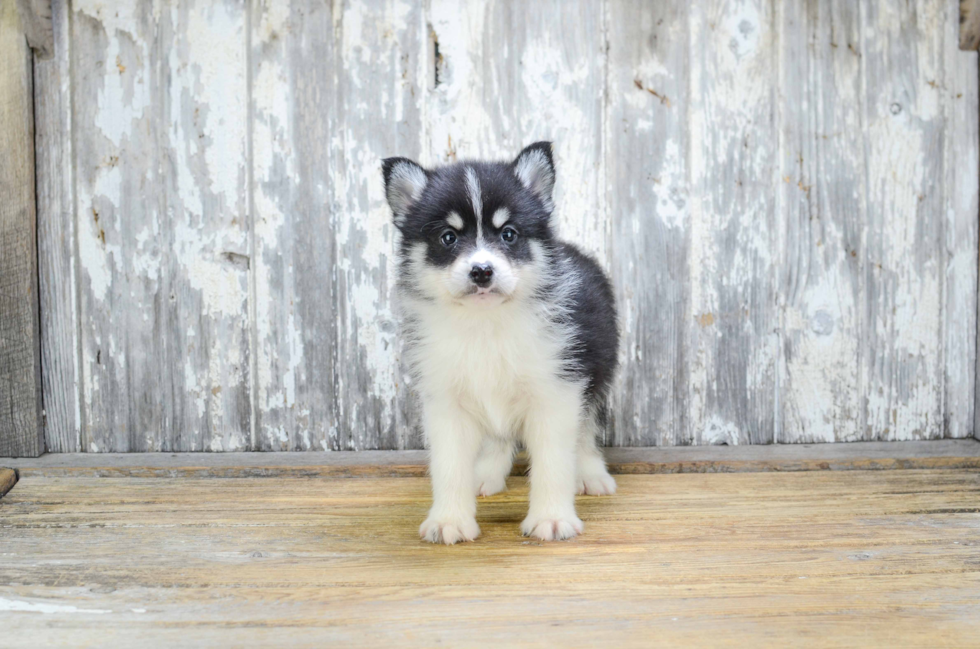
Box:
[53,0,979,451]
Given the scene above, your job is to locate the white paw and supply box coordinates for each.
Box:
[419,515,480,545]
[477,476,507,497]
[577,470,617,496]
[520,513,584,541]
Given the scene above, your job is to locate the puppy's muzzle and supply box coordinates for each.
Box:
[469,263,494,288]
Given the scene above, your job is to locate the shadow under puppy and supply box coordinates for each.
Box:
[382,142,619,543]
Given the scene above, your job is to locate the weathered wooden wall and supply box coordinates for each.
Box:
[32,0,979,451]
[1,0,44,457]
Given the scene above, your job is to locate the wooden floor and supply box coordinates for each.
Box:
[1,464,978,647]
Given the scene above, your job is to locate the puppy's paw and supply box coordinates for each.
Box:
[576,470,617,496]
[477,476,507,497]
[520,512,584,541]
[419,515,480,545]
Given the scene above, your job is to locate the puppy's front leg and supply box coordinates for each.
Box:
[419,400,482,545]
[521,394,584,541]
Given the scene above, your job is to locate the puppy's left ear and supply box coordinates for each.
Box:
[512,141,555,213]
[382,157,428,226]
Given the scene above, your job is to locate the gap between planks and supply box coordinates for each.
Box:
[0,439,977,479]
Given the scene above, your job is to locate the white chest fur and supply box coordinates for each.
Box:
[408,299,578,438]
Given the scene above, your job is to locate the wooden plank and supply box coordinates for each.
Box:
[15,0,52,58]
[687,0,778,444]
[333,0,427,450]
[776,1,863,442]
[30,0,980,451]
[251,0,427,451]
[0,468,16,498]
[0,0,44,458]
[249,0,340,451]
[72,0,251,451]
[605,1,691,446]
[34,0,79,453]
[2,439,977,478]
[960,0,980,49]
[861,0,947,440]
[944,0,980,438]
[427,0,607,263]
[1,470,978,646]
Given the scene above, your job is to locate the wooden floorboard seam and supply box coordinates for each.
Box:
[2,440,978,478]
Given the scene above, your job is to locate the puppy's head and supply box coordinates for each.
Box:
[383,142,557,307]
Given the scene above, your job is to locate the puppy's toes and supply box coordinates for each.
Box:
[576,471,617,496]
[520,513,584,541]
[419,516,480,545]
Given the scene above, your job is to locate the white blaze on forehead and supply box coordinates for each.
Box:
[491,207,510,229]
[446,211,464,230]
[464,167,483,240]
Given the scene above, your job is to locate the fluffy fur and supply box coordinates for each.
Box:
[382,142,619,544]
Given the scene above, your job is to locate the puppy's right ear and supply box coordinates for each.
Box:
[382,157,428,227]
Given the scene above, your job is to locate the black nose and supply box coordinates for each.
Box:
[469,263,494,287]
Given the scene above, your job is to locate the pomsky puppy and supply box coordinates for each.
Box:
[382,142,619,544]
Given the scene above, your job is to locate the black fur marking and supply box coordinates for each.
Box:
[381,143,619,426]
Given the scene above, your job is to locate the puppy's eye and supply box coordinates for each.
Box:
[440,230,457,247]
[501,227,518,243]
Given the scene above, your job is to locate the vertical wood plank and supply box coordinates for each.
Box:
[333,0,427,450]
[0,0,44,458]
[943,0,979,438]
[605,1,691,446]
[777,0,864,442]
[860,0,946,440]
[250,0,341,450]
[427,0,608,263]
[73,1,250,451]
[35,0,80,453]
[251,0,426,450]
[687,0,778,445]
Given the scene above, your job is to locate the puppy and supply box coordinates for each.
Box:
[382,142,619,544]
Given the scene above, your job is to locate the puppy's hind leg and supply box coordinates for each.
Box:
[474,437,514,497]
[576,403,616,496]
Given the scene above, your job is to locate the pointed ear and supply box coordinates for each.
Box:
[512,141,555,213]
[382,157,428,225]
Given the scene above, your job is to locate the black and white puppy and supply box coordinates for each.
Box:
[382,142,619,544]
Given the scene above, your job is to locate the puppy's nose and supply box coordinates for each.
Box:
[469,263,494,287]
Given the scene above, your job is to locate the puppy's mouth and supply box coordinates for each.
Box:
[460,285,509,302]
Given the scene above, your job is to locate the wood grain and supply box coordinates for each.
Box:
[0,0,44,458]
[0,468,16,498]
[427,0,607,263]
[861,0,947,441]
[687,0,778,444]
[605,0,691,446]
[961,0,980,48]
[332,0,426,450]
[249,0,340,452]
[777,0,863,442]
[34,0,79,453]
[1,470,978,647]
[944,0,980,438]
[2,439,977,477]
[72,0,251,451]
[15,0,52,58]
[29,0,980,450]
